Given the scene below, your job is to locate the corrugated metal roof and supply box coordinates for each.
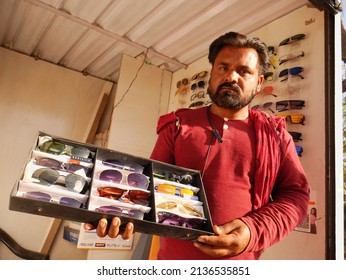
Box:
[0,0,309,83]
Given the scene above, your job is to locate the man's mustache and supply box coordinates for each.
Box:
[217,82,241,95]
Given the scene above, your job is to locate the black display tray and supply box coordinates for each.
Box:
[9,132,214,241]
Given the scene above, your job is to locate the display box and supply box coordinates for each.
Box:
[9,132,214,241]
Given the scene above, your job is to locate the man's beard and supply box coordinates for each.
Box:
[207,82,256,110]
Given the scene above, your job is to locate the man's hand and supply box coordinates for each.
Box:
[193,219,250,257]
[83,217,134,240]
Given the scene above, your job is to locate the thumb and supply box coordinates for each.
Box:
[213,219,243,235]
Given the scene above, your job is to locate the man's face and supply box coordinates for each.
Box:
[207,46,264,110]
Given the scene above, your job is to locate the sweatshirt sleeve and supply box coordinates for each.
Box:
[241,129,310,253]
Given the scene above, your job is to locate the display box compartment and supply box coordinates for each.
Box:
[9,132,214,241]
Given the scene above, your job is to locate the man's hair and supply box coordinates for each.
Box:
[208,31,270,75]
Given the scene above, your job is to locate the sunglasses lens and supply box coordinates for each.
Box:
[129,190,150,205]
[65,173,87,193]
[26,191,51,201]
[157,184,176,195]
[100,170,122,183]
[41,141,65,154]
[279,69,288,77]
[127,173,149,189]
[191,84,197,91]
[290,67,303,75]
[98,187,124,199]
[33,168,59,185]
[276,101,287,111]
[156,201,177,209]
[36,158,61,169]
[59,197,83,208]
[290,100,305,109]
[71,146,90,158]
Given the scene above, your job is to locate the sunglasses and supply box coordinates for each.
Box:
[192,71,208,81]
[279,51,305,65]
[153,171,194,185]
[102,159,144,173]
[251,102,275,113]
[97,186,150,206]
[189,101,205,108]
[25,191,84,208]
[157,211,206,229]
[191,80,205,91]
[279,67,304,81]
[277,113,305,125]
[95,205,142,217]
[39,140,92,159]
[296,145,303,157]
[35,157,90,175]
[156,201,203,217]
[276,100,305,112]
[264,72,274,81]
[268,46,276,56]
[279,34,305,46]
[32,168,88,194]
[190,90,206,101]
[176,78,189,88]
[288,131,303,142]
[260,86,277,97]
[99,169,149,189]
[156,184,194,198]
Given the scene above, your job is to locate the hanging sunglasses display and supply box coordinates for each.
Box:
[279,66,304,81]
[279,51,304,65]
[296,145,303,157]
[277,113,305,125]
[279,33,306,46]
[251,102,275,113]
[288,131,303,142]
[276,100,305,112]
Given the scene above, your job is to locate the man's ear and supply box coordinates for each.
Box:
[256,75,265,93]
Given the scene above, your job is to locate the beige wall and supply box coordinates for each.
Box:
[0,47,111,259]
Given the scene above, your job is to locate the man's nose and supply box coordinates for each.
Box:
[224,70,238,83]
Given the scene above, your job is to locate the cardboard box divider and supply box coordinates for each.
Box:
[9,132,214,241]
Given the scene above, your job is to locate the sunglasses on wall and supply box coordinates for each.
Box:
[190,90,205,101]
[288,131,303,142]
[99,169,149,189]
[32,168,88,194]
[39,140,92,159]
[251,102,275,113]
[97,186,150,206]
[296,145,303,157]
[279,51,305,65]
[157,211,206,229]
[264,72,274,81]
[25,191,84,208]
[277,113,305,125]
[279,33,305,46]
[176,78,189,88]
[276,100,305,112]
[192,71,208,81]
[279,67,304,81]
[191,80,205,91]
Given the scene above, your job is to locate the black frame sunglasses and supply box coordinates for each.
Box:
[279,34,305,46]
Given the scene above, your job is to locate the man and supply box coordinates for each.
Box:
[86,31,310,260]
